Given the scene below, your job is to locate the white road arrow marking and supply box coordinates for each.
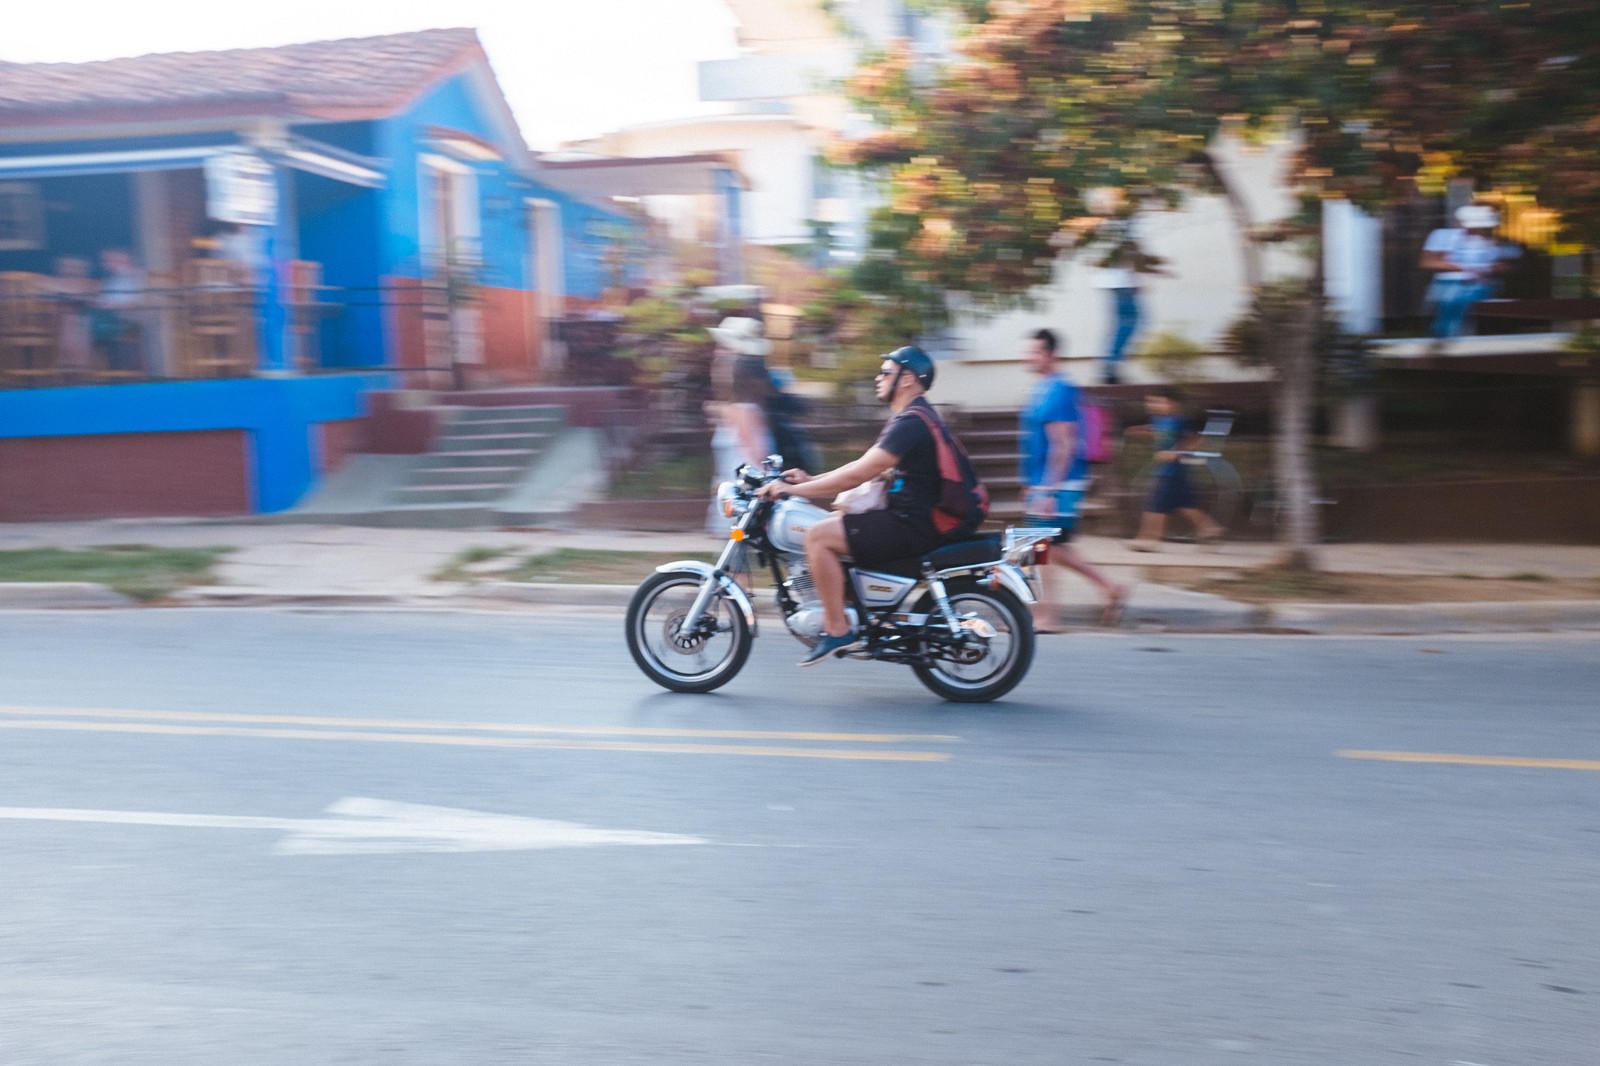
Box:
[0,797,708,855]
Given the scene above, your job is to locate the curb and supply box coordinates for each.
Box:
[170,587,439,608]
[1264,599,1600,635]
[0,582,137,609]
[4,581,1600,636]
[467,581,637,607]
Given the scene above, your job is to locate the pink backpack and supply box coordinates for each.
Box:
[1080,400,1115,464]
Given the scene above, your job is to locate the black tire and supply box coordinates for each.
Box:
[625,571,752,693]
[911,580,1036,703]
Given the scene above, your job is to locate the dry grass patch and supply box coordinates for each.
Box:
[1154,566,1600,605]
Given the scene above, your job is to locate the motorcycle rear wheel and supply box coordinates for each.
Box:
[910,579,1035,703]
[626,570,752,693]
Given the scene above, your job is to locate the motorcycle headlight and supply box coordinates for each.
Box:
[717,481,750,519]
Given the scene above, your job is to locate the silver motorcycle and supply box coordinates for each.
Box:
[624,459,1059,703]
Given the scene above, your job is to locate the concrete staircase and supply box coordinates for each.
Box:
[957,406,1122,533]
[391,405,566,509]
[955,408,1026,528]
[276,399,611,529]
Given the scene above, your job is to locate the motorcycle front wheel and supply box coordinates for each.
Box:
[625,570,752,693]
[911,579,1035,703]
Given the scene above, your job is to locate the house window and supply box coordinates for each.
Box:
[0,182,44,251]
[419,155,481,270]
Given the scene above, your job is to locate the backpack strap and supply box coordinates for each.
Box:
[907,404,990,536]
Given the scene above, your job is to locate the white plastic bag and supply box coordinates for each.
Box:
[833,477,888,514]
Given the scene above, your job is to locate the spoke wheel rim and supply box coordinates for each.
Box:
[636,578,739,684]
[927,593,1019,689]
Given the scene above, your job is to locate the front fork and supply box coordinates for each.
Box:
[684,512,754,634]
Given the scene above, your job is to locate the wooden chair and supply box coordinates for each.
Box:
[0,272,61,386]
[181,259,257,377]
[287,259,324,371]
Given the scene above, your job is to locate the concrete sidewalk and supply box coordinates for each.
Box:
[2,518,1599,635]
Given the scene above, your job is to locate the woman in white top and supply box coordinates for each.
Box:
[704,318,776,532]
[712,356,777,474]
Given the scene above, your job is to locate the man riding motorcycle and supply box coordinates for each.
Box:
[757,345,949,666]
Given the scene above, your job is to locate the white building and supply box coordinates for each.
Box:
[572,1,1390,405]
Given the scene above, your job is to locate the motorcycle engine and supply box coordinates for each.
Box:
[782,562,856,642]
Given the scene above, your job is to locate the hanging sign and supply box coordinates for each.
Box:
[205,150,277,226]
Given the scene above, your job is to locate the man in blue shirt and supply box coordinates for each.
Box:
[1020,329,1128,629]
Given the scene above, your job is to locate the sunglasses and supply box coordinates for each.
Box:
[875,367,898,379]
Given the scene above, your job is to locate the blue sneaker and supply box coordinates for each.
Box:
[798,629,857,667]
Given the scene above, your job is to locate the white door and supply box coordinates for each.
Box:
[527,197,566,378]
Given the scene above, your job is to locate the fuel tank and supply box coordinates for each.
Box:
[767,497,832,555]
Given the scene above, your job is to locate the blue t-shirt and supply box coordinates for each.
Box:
[1020,375,1089,487]
[1151,413,1198,475]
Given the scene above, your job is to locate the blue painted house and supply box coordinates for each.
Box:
[0,29,634,519]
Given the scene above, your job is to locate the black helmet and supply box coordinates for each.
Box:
[885,345,935,390]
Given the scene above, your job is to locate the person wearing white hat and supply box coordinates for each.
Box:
[708,316,772,358]
[1421,204,1519,339]
[704,318,776,533]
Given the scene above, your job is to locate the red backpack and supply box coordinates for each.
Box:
[908,406,991,538]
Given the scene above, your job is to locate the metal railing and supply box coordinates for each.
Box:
[0,275,462,388]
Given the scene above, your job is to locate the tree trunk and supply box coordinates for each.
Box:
[1272,276,1323,571]
[1203,146,1265,291]
[1207,147,1320,569]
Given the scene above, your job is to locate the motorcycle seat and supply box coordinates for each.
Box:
[871,533,1002,578]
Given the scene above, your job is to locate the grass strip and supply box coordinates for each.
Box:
[0,546,231,602]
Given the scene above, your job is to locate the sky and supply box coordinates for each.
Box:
[5,0,742,150]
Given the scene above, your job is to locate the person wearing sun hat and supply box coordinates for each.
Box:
[1421,203,1519,339]
[708,316,772,358]
[703,317,776,533]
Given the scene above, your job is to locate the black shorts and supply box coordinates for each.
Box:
[1023,515,1078,544]
[842,509,941,568]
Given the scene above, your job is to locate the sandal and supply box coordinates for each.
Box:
[1099,585,1130,628]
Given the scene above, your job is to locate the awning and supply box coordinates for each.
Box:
[0,137,385,188]
[0,145,226,180]
[271,135,386,188]
[535,153,749,198]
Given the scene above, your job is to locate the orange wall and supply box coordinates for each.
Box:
[383,278,545,387]
[478,286,541,384]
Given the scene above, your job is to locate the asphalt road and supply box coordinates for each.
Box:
[1,608,1597,1066]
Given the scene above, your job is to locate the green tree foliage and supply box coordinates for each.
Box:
[840,0,1598,566]
[846,2,1599,288]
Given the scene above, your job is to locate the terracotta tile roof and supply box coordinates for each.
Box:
[0,28,482,124]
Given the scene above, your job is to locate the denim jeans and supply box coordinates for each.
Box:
[1428,278,1494,338]
[1107,287,1141,364]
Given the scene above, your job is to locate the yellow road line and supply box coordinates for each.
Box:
[1339,749,1600,772]
[0,719,949,762]
[0,705,958,745]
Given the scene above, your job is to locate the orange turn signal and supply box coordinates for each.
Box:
[730,528,746,541]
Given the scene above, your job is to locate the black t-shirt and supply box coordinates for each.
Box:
[874,397,941,522]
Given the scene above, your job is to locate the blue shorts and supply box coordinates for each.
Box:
[1024,487,1084,544]
[1145,465,1195,514]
